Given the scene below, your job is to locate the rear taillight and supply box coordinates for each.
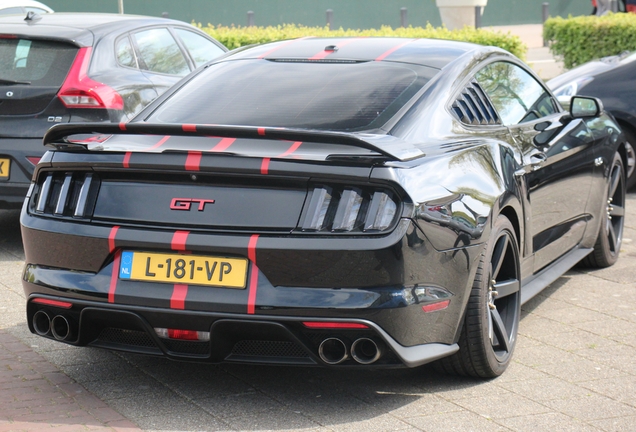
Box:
[57,47,124,110]
[299,186,399,233]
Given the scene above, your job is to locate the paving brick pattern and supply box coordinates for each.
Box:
[0,330,140,432]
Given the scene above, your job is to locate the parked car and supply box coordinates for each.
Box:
[21,37,626,378]
[0,13,227,208]
[548,51,636,188]
[0,0,53,15]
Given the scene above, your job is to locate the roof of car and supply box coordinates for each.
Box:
[227,37,482,69]
[0,13,195,46]
[0,0,53,11]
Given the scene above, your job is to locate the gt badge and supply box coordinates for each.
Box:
[170,198,215,211]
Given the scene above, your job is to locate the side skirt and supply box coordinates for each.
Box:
[520,247,593,305]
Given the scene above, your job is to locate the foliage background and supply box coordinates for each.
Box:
[199,24,527,60]
[544,13,636,68]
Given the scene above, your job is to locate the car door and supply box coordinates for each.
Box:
[475,61,597,272]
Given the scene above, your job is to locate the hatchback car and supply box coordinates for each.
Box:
[21,37,626,378]
[0,13,226,208]
[548,51,636,188]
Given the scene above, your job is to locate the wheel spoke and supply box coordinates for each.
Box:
[490,308,510,353]
[609,167,620,198]
[493,279,520,298]
[491,234,509,279]
[608,221,618,252]
[610,204,625,218]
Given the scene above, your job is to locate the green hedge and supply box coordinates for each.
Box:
[198,23,527,60]
[544,13,636,69]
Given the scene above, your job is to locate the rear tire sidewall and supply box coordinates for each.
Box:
[475,215,520,376]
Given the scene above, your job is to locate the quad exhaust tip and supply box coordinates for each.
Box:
[318,337,383,365]
[33,310,51,336]
[51,315,72,341]
[351,338,381,365]
[318,338,349,364]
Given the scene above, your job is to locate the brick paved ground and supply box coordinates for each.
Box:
[0,330,140,432]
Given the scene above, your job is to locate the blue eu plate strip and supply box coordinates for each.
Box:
[119,251,133,279]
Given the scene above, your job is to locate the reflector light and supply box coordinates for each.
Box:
[422,300,450,313]
[26,157,41,166]
[0,34,18,39]
[57,47,124,110]
[31,298,73,309]
[154,327,210,341]
[302,322,369,329]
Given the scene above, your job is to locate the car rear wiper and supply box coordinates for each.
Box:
[0,78,31,85]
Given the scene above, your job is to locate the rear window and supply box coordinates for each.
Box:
[147,60,436,131]
[0,38,77,86]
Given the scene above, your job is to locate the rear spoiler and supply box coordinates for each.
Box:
[43,123,426,161]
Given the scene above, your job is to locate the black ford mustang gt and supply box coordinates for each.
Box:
[21,37,626,378]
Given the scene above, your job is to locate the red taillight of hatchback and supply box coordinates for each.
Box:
[57,47,124,110]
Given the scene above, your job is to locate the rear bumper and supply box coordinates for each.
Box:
[24,293,459,368]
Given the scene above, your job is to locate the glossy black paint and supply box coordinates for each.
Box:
[20,38,625,369]
[0,13,227,209]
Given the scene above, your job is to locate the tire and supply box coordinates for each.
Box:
[580,152,625,268]
[437,215,521,378]
[620,127,636,190]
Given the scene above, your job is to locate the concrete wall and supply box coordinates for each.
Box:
[44,0,590,28]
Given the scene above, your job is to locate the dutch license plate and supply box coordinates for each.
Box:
[0,158,9,178]
[119,251,248,288]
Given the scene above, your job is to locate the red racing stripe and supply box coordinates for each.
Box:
[182,124,197,132]
[257,36,313,59]
[171,230,190,251]
[118,122,127,131]
[210,137,236,152]
[247,234,259,314]
[375,39,416,61]
[108,226,120,254]
[109,250,121,303]
[260,158,270,175]
[185,151,202,171]
[170,284,188,310]
[257,128,266,136]
[123,152,132,168]
[146,135,170,151]
[278,141,302,157]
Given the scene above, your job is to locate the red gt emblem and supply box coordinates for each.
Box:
[170,198,215,211]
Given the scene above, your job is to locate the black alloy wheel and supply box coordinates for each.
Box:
[581,152,625,268]
[437,215,520,378]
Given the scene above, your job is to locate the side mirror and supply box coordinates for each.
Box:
[570,96,603,118]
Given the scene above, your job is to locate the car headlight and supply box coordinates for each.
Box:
[552,76,594,97]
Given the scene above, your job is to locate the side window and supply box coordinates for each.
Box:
[115,36,137,68]
[174,29,225,68]
[475,62,557,126]
[132,28,189,76]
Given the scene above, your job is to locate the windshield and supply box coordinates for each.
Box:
[147,59,437,131]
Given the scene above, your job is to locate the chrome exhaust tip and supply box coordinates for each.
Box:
[51,315,72,341]
[351,338,381,365]
[33,310,51,336]
[318,337,349,365]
